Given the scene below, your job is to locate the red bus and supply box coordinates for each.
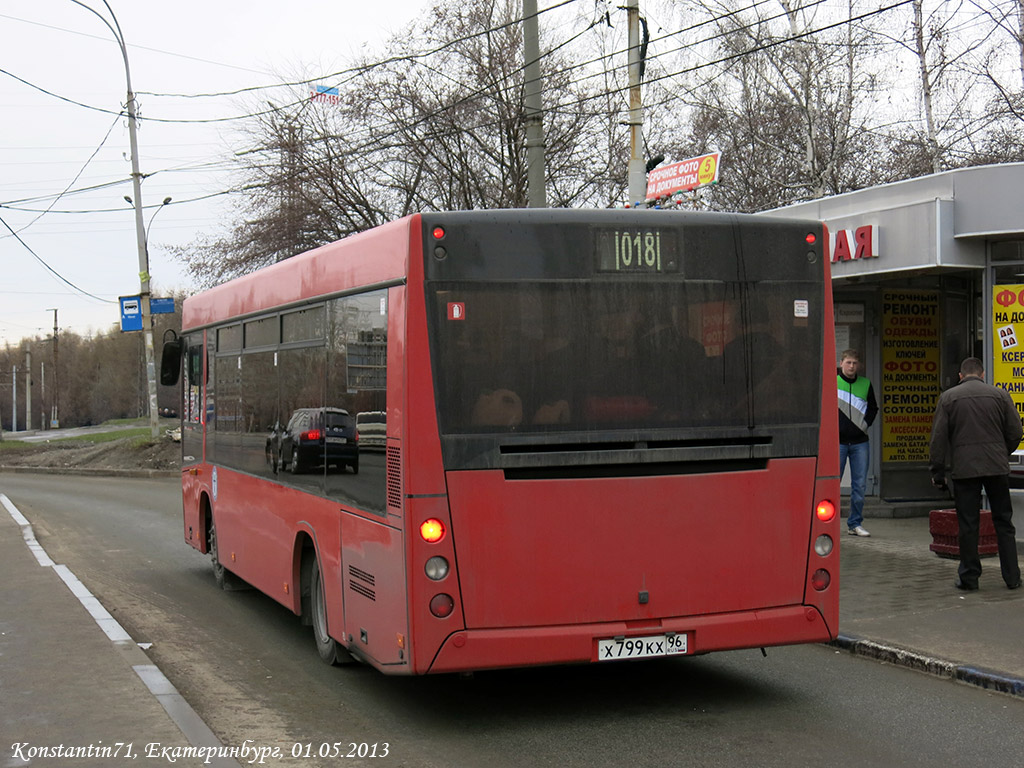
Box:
[162,209,839,674]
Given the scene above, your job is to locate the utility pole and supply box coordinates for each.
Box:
[626,0,646,206]
[24,350,31,432]
[47,308,59,428]
[11,364,16,433]
[125,55,160,439]
[523,0,547,207]
[74,0,161,438]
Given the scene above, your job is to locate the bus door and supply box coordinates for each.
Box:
[181,331,206,549]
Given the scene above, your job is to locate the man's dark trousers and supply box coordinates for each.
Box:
[952,475,1021,587]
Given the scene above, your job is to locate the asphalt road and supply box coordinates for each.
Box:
[4,473,1024,768]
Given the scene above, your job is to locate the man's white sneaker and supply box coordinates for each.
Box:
[848,526,871,537]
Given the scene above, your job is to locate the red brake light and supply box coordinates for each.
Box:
[420,519,445,543]
[811,569,831,591]
[429,593,454,618]
[816,500,836,522]
[432,226,445,240]
[303,429,322,441]
[805,232,817,244]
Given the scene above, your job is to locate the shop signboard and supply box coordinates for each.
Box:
[992,284,1024,422]
[880,291,940,464]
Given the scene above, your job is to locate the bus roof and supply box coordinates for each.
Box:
[181,208,823,331]
[181,215,416,331]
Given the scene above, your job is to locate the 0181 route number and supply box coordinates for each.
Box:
[595,229,679,274]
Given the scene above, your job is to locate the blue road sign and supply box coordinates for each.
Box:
[119,296,142,332]
[150,297,175,314]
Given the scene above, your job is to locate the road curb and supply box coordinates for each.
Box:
[833,633,1024,698]
[0,465,178,479]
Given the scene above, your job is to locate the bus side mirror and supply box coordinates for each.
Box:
[160,337,184,385]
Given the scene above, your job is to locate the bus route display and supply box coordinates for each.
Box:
[595,228,679,274]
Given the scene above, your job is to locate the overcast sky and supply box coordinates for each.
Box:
[1,0,430,345]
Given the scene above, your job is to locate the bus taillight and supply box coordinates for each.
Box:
[429,593,454,618]
[420,519,446,543]
[432,226,446,240]
[815,500,836,522]
[811,569,831,591]
[805,232,817,244]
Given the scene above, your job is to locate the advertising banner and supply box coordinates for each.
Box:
[992,284,1024,423]
[880,290,940,463]
[645,152,721,201]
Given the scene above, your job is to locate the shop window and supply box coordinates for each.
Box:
[991,241,1024,262]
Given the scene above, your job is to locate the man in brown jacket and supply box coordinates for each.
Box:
[929,357,1023,590]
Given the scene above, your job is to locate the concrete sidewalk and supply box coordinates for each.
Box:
[837,513,1024,696]
[0,493,241,768]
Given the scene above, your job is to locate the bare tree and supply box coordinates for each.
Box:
[665,0,885,211]
[878,0,1012,175]
[175,0,638,282]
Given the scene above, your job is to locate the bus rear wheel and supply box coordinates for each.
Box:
[310,557,353,665]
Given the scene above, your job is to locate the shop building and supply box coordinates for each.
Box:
[762,163,1024,502]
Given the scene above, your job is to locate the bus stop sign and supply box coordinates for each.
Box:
[119,296,142,332]
[120,296,175,332]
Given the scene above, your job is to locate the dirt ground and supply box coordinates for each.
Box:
[0,435,180,472]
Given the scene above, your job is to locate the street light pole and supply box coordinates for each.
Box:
[72,0,160,438]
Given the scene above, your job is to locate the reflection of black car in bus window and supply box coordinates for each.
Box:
[267,407,359,474]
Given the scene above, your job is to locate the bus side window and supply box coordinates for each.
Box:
[188,345,203,383]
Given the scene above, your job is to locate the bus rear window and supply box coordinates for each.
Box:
[428,281,821,434]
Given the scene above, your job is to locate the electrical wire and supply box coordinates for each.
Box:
[0,213,116,303]
[0,0,960,218]
[2,115,121,238]
[133,0,581,100]
[0,0,581,127]
[0,11,273,76]
[246,0,913,171]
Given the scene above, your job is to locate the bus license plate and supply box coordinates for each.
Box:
[597,633,687,661]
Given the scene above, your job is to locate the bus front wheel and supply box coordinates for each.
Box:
[208,512,245,591]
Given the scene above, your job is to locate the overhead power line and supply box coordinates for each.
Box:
[0,213,115,304]
[1,0,921,220]
[243,0,910,170]
[5,115,121,238]
[0,11,275,76]
[0,0,581,126]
